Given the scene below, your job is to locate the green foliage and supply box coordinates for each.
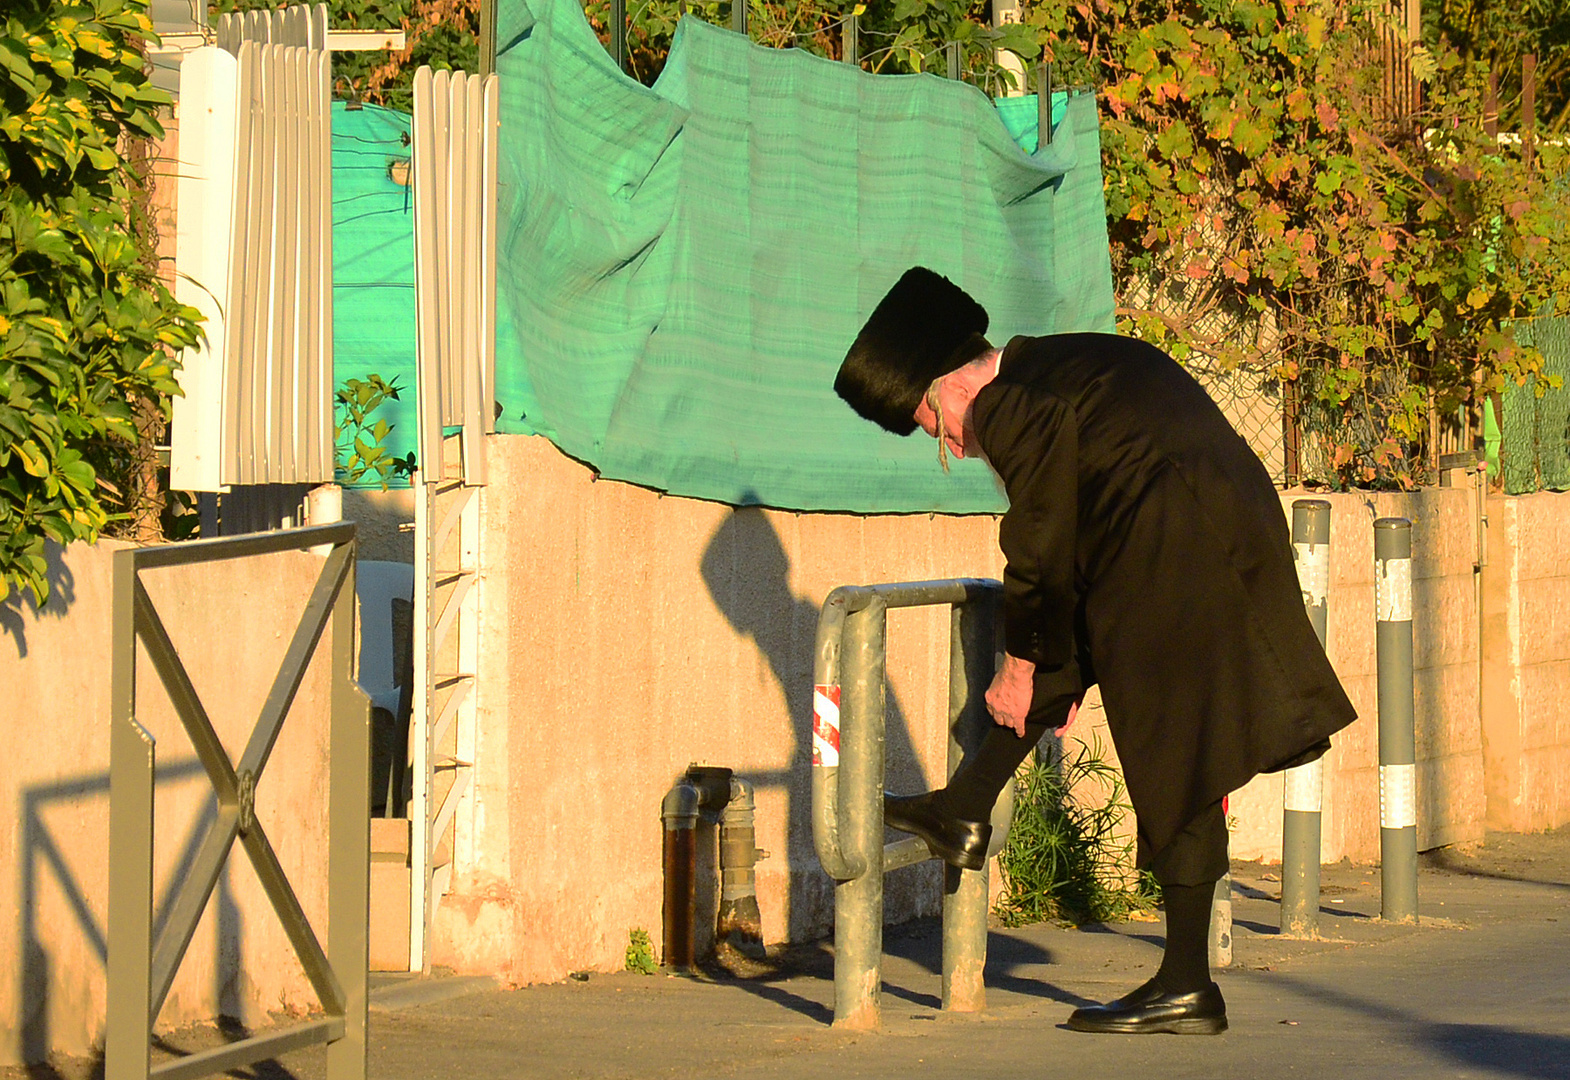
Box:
[624,927,659,974]
[581,0,1033,90]
[1431,0,1570,135]
[994,738,1159,927]
[334,374,414,488]
[0,0,202,605]
[1026,0,1570,488]
[210,0,478,104]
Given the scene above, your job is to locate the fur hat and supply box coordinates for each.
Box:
[834,267,991,436]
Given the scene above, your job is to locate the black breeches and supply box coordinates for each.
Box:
[1141,798,1230,888]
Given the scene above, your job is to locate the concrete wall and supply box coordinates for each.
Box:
[1481,490,1570,832]
[440,435,1006,983]
[442,437,1570,988]
[1228,489,1486,862]
[0,539,341,1066]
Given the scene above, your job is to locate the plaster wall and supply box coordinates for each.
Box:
[444,437,1570,986]
[1481,490,1570,832]
[1227,488,1486,863]
[0,540,340,1066]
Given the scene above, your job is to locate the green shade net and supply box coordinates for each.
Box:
[1501,316,1570,495]
[493,0,1116,513]
[331,101,417,488]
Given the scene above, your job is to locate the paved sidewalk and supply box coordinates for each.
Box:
[30,830,1570,1080]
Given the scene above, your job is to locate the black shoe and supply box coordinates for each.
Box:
[883,791,991,871]
[1066,977,1228,1035]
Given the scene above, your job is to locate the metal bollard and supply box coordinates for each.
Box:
[1282,499,1331,936]
[1208,872,1232,968]
[812,580,1009,1030]
[1375,517,1419,923]
[941,591,1011,1011]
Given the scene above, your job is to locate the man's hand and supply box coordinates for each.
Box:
[985,653,1036,736]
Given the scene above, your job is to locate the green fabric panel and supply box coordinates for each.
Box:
[331,101,418,488]
[1502,317,1570,494]
[493,0,1116,512]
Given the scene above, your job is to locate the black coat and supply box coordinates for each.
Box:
[971,333,1357,858]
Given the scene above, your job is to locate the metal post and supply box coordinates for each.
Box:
[106,547,154,1080]
[843,12,858,67]
[1208,872,1232,967]
[326,555,370,1080]
[732,0,746,36]
[610,0,625,71]
[477,0,497,77]
[945,41,961,81]
[1036,62,1053,150]
[660,780,700,970]
[941,592,1002,1011]
[1282,499,1330,936]
[1376,517,1418,923]
[834,600,886,1029]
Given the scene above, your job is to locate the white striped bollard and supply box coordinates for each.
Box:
[1282,499,1330,937]
[1375,517,1418,923]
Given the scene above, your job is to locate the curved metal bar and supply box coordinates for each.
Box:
[811,585,874,882]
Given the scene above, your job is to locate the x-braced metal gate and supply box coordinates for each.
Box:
[106,523,370,1080]
[812,578,1013,1029]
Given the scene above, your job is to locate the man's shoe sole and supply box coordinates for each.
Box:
[1065,1014,1228,1035]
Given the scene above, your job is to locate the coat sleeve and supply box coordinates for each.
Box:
[973,382,1078,670]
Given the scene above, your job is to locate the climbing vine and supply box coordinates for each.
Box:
[0,0,202,604]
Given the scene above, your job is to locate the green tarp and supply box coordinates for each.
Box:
[331,101,418,486]
[1501,316,1570,494]
[493,0,1116,512]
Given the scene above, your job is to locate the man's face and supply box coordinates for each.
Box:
[913,360,991,463]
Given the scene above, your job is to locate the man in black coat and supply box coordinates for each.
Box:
[834,267,1356,1035]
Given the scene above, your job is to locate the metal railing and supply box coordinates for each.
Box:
[812,579,1014,1029]
[105,524,370,1080]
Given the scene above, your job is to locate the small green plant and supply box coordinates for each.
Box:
[624,927,658,975]
[994,736,1159,928]
[333,374,415,489]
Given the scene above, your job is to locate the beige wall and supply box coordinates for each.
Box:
[440,435,1007,983]
[1482,490,1570,832]
[442,438,1570,987]
[1228,489,1486,862]
[0,540,340,1066]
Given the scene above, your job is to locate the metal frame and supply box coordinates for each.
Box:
[811,579,1014,1029]
[105,524,370,1080]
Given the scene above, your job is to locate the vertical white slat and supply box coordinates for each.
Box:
[295,44,317,482]
[288,47,310,481]
[459,75,486,484]
[445,73,469,431]
[311,3,328,51]
[265,46,298,482]
[217,13,237,54]
[227,42,263,486]
[480,74,499,445]
[303,47,329,481]
[288,4,307,48]
[430,69,453,436]
[412,67,443,477]
[249,44,281,483]
[317,47,334,477]
[243,8,263,45]
[271,47,296,482]
[171,47,240,494]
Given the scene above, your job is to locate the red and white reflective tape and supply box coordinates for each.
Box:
[812,684,841,767]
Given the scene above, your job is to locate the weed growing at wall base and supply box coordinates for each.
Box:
[994,737,1159,927]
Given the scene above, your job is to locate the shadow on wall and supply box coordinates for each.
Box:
[17,760,245,1065]
[699,498,938,940]
[0,543,78,661]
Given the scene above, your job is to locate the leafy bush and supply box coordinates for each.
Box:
[334,374,415,488]
[994,736,1158,927]
[0,0,202,604]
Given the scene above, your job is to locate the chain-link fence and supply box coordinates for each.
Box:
[1501,315,1570,494]
[1188,361,1288,486]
